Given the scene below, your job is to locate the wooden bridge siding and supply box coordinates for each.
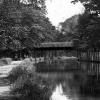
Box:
[33,47,73,62]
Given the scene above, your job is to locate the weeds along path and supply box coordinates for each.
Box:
[0,61,22,97]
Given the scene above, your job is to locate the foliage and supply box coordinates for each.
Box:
[10,74,51,100]
[72,0,100,15]
[8,58,52,100]
[58,15,79,42]
[71,0,100,48]
[27,0,47,14]
[76,12,100,48]
[8,58,35,83]
[0,0,57,51]
[22,11,57,44]
[55,32,67,42]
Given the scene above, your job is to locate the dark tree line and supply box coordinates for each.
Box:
[0,0,58,58]
[72,0,100,48]
[0,0,57,50]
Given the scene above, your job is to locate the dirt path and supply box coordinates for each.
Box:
[0,61,22,97]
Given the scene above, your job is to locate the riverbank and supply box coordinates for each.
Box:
[0,57,52,99]
[0,57,99,100]
[0,56,78,100]
[0,60,23,100]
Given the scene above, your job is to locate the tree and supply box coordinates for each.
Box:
[58,15,79,42]
[71,0,100,48]
[21,5,57,47]
[0,0,57,50]
[72,0,100,15]
[76,12,100,48]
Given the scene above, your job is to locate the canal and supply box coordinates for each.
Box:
[36,59,100,100]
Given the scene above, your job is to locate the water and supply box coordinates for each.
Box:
[37,60,100,100]
[50,84,72,100]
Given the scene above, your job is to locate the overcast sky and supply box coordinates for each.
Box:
[46,0,85,27]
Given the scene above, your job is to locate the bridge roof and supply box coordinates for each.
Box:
[35,42,73,48]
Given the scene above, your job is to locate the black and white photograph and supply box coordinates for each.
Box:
[0,0,100,100]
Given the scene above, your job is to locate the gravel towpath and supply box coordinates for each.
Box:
[0,61,22,97]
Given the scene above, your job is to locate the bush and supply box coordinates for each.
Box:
[8,58,52,100]
[8,66,28,83]
[0,58,12,66]
[10,74,51,100]
[19,58,36,72]
[8,58,35,83]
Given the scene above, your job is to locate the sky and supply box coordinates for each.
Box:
[46,0,85,27]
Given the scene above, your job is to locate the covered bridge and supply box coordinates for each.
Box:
[0,42,77,60]
[33,42,77,59]
[34,42,75,50]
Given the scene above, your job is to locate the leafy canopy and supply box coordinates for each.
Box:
[0,0,57,50]
[72,0,100,15]
[71,0,100,48]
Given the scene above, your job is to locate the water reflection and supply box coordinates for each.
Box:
[50,84,73,100]
[37,60,100,100]
[36,60,80,72]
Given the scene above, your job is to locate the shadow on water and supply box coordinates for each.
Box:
[36,60,100,100]
[36,60,80,72]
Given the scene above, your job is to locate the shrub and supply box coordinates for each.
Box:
[19,58,36,73]
[8,58,52,100]
[8,58,36,83]
[10,74,51,100]
[8,66,28,83]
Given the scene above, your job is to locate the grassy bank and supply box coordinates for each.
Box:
[8,58,52,100]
